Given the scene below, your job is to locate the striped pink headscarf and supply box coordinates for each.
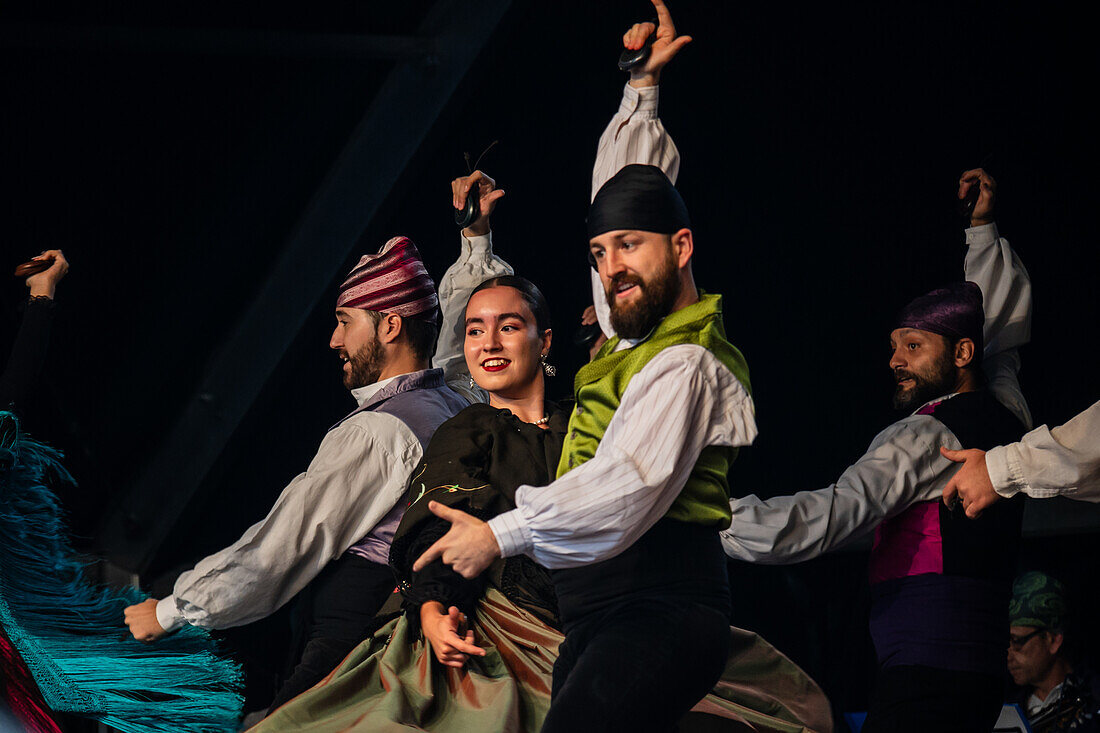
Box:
[336,236,440,323]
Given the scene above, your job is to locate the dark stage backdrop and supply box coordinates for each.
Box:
[3,0,1098,722]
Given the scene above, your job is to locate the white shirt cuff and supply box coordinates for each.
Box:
[985,445,1019,498]
[618,83,660,119]
[155,596,187,634]
[965,221,999,246]
[487,508,533,558]
[460,231,493,254]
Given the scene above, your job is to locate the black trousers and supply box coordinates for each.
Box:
[862,664,1004,733]
[541,598,731,733]
[268,554,395,711]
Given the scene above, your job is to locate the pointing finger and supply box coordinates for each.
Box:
[651,0,677,38]
[413,537,446,572]
[427,500,460,522]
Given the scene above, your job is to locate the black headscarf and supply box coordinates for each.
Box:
[587,164,690,239]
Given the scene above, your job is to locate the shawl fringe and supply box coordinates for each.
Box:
[0,411,243,731]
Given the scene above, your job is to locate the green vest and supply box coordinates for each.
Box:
[557,293,752,528]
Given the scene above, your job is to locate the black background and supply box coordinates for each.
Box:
[3,0,1098,722]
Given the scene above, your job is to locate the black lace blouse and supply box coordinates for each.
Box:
[388,401,570,629]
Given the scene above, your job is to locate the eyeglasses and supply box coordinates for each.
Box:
[1008,629,1044,651]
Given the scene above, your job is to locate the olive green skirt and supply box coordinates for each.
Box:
[250,589,832,732]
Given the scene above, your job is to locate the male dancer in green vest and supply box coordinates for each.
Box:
[413,5,757,730]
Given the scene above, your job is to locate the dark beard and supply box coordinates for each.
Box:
[344,337,385,389]
[892,348,957,411]
[606,253,681,340]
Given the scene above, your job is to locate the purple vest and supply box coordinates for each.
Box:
[334,369,467,565]
[867,391,1026,676]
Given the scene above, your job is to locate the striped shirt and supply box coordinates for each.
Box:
[489,343,756,567]
[487,83,758,569]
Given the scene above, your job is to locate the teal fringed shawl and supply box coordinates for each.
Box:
[0,411,243,732]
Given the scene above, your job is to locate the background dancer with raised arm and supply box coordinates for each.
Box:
[2,252,244,731]
[1,250,68,416]
[3,250,70,733]
[721,168,1032,732]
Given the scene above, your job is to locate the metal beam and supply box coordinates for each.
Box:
[1,23,435,61]
[99,0,513,571]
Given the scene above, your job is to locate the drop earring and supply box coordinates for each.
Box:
[540,353,556,377]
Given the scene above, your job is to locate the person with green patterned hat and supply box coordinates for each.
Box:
[1009,571,1100,732]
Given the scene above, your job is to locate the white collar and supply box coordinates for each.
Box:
[613,337,640,352]
[910,392,959,416]
[350,374,402,407]
[1028,681,1065,714]
[613,325,657,352]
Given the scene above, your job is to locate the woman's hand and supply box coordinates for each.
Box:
[420,601,486,668]
[452,170,505,238]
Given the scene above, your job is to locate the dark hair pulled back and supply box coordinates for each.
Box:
[468,275,552,334]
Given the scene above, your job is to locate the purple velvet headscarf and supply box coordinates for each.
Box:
[895,281,985,353]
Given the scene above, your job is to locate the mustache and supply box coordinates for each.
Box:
[605,273,643,299]
[894,369,918,385]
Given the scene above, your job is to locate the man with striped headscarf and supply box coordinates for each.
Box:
[122,236,469,711]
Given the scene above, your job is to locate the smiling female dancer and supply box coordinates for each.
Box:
[252,4,831,728]
[249,164,830,732]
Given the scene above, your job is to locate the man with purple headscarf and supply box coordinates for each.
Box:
[722,168,1033,732]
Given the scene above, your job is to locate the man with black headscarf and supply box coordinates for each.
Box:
[412,2,761,730]
[721,167,1034,732]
